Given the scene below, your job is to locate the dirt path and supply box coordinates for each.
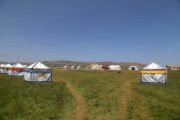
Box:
[118,73,149,120]
[61,80,88,120]
[118,76,132,120]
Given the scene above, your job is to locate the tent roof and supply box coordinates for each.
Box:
[5,64,12,68]
[143,63,165,70]
[109,65,121,67]
[129,66,138,67]
[0,64,5,67]
[14,63,25,68]
[27,62,50,69]
[89,62,99,66]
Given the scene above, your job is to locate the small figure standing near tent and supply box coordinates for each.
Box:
[141,63,167,84]
[24,62,52,82]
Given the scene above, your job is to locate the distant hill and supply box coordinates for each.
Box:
[0,62,31,66]
[42,60,146,70]
[0,62,6,64]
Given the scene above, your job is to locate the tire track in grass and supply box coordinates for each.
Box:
[118,72,150,120]
[53,70,88,120]
[118,75,132,120]
[61,80,88,120]
[129,79,150,120]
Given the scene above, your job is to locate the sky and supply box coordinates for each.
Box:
[0,0,180,65]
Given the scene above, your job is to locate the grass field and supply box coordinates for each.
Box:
[0,70,180,120]
[0,74,76,120]
[135,71,180,120]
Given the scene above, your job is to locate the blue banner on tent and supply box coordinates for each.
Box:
[24,70,51,73]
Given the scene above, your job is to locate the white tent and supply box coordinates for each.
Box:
[8,63,26,76]
[71,65,75,70]
[143,63,166,69]
[2,64,13,74]
[77,66,81,70]
[8,63,16,75]
[109,65,121,71]
[0,64,4,73]
[129,66,138,70]
[87,63,102,71]
[24,62,52,82]
[63,65,68,70]
[141,63,167,83]
[0,64,5,73]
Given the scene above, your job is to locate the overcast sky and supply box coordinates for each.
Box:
[0,0,180,65]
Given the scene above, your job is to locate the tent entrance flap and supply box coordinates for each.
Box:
[142,74,167,83]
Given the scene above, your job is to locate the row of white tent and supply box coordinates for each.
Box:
[0,63,27,75]
[0,62,52,82]
[63,64,165,72]
[0,61,166,84]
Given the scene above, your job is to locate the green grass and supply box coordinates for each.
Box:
[0,74,75,120]
[58,71,138,120]
[58,70,180,120]
[134,71,180,120]
[0,70,180,120]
